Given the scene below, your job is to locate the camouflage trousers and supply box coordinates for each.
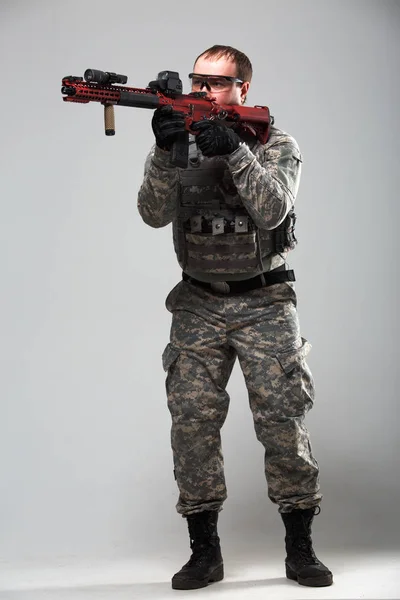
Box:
[162,278,322,516]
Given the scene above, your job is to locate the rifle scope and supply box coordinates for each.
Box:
[84,69,128,85]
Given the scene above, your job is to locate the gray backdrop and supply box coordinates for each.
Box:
[0,0,399,566]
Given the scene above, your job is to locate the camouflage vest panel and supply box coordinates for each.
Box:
[173,139,275,275]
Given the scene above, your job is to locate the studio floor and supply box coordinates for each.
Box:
[0,548,399,600]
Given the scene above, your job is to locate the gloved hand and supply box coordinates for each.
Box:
[151,105,186,151]
[191,120,241,157]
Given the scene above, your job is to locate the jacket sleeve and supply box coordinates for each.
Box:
[227,134,303,231]
[137,145,180,228]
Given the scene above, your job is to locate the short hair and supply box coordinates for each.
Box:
[194,45,253,83]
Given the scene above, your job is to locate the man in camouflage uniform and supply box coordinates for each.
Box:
[137,45,333,590]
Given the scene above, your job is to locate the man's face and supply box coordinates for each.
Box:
[190,56,250,106]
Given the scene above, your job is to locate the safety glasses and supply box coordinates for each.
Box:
[188,73,244,92]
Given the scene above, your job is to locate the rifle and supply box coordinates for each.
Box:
[61,69,274,168]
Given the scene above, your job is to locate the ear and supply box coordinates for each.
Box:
[241,82,250,104]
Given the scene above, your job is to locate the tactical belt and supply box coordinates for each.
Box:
[182,265,295,295]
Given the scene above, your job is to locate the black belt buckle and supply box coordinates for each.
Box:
[210,281,231,294]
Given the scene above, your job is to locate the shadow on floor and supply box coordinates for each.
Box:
[0,576,290,599]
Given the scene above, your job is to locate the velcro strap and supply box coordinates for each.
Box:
[187,258,259,270]
[187,242,255,255]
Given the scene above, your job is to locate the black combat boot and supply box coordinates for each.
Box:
[171,510,224,590]
[281,507,333,587]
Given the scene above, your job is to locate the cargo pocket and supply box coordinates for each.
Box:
[275,337,315,413]
[275,337,311,376]
[162,343,181,372]
[162,343,181,397]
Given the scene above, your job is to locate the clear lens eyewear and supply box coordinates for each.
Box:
[188,73,243,93]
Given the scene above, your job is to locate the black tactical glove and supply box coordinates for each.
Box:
[151,105,186,151]
[191,120,241,157]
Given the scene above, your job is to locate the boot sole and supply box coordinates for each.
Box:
[172,564,224,590]
[286,564,333,587]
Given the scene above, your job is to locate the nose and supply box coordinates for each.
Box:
[199,81,211,92]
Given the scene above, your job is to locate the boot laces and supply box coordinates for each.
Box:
[187,539,214,567]
[284,507,321,567]
[294,535,319,565]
